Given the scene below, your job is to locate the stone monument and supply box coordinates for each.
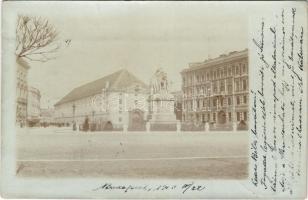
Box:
[148,68,178,131]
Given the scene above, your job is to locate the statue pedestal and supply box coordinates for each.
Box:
[123,124,128,132]
[233,122,237,131]
[148,93,177,131]
[205,122,209,132]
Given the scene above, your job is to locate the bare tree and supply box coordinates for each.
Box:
[15,15,61,62]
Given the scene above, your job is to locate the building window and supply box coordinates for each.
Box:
[207,113,210,121]
[228,112,232,121]
[220,98,223,106]
[242,64,246,73]
[213,99,217,106]
[236,65,239,75]
[119,117,122,122]
[243,79,247,90]
[220,81,225,92]
[235,81,240,92]
[237,96,240,105]
[243,95,247,104]
[228,97,232,105]
[213,82,217,93]
[244,112,247,121]
[237,112,240,121]
[213,113,216,122]
[228,84,232,93]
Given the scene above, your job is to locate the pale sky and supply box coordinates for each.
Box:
[6,2,251,108]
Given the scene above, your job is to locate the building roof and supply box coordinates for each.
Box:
[54,69,148,106]
[181,49,248,73]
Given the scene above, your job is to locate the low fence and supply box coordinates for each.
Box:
[150,123,177,131]
[75,121,248,132]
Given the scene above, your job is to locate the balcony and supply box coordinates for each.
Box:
[211,91,227,97]
[17,97,27,104]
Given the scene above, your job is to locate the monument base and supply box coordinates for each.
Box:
[147,85,178,131]
[150,112,176,122]
[148,113,178,131]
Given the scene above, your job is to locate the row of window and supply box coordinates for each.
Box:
[183,111,248,122]
[184,95,248,110]
[183,62,248,85]
[17,88,28,98]
[183,79,248,97]
[210,111,248,122]
[17,71,27,82]
[118,92,143,113]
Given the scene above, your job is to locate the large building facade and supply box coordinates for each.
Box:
[181,49,248,130]
[54,69,150,130]
[16,58,30,127]
[40,108,55,126]
[27,86,41,126]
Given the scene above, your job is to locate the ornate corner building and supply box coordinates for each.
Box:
[16,58,30,127]
[27,86,41,126]
[181,49,249,130]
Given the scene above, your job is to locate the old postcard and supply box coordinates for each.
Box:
[1,1,307,199]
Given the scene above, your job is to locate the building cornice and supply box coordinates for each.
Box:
[181,49,248,74]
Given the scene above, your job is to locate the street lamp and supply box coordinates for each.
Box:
[72,104,76,131]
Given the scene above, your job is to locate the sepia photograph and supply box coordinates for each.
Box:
[14,2,249,180]
[1,1,307,199]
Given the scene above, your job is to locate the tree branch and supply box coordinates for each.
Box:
[16,15,61,62]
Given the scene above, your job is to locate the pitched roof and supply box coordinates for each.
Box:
[54,69,148,106]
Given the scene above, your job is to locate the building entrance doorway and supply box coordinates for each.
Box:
[218,110,226,124]
[128,109,145,131]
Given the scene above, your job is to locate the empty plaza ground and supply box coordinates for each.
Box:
[17,128,248,179]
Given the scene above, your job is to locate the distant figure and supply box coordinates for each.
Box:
[73,121,77,131]
[83,116,89,132]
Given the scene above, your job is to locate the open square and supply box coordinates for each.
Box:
[17,128,248,179]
